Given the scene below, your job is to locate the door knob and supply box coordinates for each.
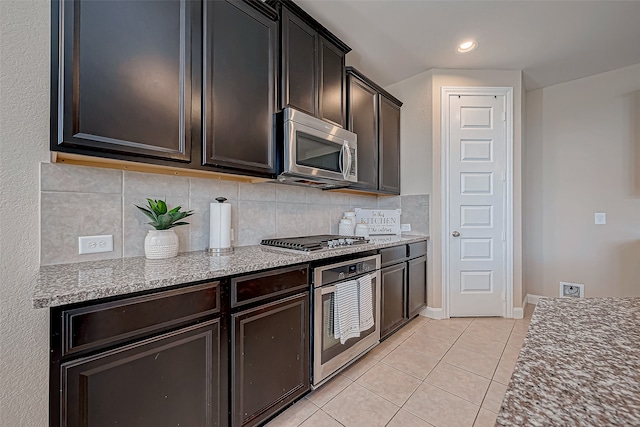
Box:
[452,231,460,237]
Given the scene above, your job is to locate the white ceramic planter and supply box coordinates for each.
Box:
[144,229,179,259]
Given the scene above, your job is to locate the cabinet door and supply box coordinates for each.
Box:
[60,320,223,427]
[348,75,379,189]
[53,0,196,161]
[318,37,345,128]
[203,0,277,174]
[281,7,317,116]
[379,95,401,194]
[380,263,407,339]
[407,255,428,318]
[232,293,310,427]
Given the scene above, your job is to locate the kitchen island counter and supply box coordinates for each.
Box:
[496,297,640,426]
[32,234,428,308]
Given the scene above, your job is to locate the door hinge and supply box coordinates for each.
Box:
[502,171,506,182]
[502,292,506,302]
[502,112,506,121]
[502,231,506,241]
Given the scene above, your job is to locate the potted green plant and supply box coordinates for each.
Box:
[135,199,194,259]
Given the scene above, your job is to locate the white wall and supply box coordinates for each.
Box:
[0,0,51,424]
[523,89,544,298]
[523,63,640,298]
[386,70,433,196]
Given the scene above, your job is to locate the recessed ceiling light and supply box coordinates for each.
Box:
[457,41,478,54]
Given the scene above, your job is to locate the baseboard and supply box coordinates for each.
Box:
[527,294,545,305]
[513,307,524,319]
[420,306,443,320]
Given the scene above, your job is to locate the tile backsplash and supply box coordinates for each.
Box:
[40,163,429,265]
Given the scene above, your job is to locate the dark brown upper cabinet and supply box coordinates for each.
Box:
[379,94,401,194]
[51,0,279,179]
[347,71,379,190]
[280,7,317,117]
[346,67,402,194]
[273,0,350,128]
[203,0,278,174]
[51,0,197,162]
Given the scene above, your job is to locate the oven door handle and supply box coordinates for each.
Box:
[320,285,337,295]
[319,275,376,295]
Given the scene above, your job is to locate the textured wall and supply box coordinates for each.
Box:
[0,0,51,425]
[385,70,433,196]
[523,63,640,298]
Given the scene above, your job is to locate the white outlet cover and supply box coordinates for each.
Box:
[79,235,114,254]
[594,212,606,225]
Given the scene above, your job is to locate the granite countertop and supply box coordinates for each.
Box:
[497,297,640,426]
[32,234,428,309]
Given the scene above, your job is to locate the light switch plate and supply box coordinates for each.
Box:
[594,212,606,225]
[79,235,113,254]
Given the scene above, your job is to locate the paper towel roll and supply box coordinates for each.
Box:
[209,202,231,250]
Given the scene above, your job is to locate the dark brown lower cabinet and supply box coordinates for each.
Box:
[61,321,221,427]
[50,281,226,427]
[231,292,310,427]
[407,255,427,318]
[380,263,408,339]
[380,242,428,339]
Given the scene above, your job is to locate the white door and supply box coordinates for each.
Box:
[448,93,508,317]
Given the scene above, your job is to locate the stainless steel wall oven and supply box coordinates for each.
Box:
[311,253,381,388]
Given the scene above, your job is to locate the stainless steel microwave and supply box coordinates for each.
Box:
[277,108,357,189]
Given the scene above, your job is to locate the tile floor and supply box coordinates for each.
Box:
[266,304,535,427]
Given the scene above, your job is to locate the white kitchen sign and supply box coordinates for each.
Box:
[354,208,401,235]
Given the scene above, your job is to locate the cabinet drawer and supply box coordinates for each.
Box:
[231,265,309,309]
[408,241,427,259]
[60,281,220,357]
[379,245,408,267]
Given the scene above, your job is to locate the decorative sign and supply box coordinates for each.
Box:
[354,208,401,235]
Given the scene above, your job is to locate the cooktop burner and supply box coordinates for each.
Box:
[260,235,369,252]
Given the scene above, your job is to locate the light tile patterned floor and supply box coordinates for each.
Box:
[266,304,535,427]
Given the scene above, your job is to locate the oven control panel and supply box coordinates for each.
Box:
[315,256,379,287]
[337,262,365,279]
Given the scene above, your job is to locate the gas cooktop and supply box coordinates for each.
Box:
[260,235,369,252]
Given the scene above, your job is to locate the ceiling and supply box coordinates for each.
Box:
[296,0,640,91]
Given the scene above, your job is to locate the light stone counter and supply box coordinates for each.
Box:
[32,234,428,308]
[496,297,640,426]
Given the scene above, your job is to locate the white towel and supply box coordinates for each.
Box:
[333,279,361,344]
[358,274,375,332]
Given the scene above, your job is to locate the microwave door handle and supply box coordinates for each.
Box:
[345,144,353,180]
[338,143,345,174]
[341,142,349,180]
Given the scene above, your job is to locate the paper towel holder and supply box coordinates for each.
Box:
[207,197,234,255]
